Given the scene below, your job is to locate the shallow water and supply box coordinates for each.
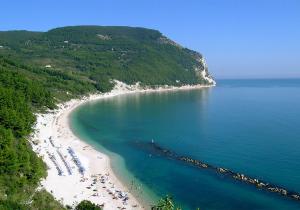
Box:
[71,79,300,210]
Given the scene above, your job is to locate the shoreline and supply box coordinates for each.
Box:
[30,81,213,209]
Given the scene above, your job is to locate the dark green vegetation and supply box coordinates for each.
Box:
[0,58,65,209]
[0,26,213,209]
[0,55,97,102]
[75,200,102,210]
[152,195,201,210]
[152,195,198,210]
[152,195,180,210]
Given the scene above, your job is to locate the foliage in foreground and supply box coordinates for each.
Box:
[152,195,181,210]
[152,195,201,210]
[75,200,102,210]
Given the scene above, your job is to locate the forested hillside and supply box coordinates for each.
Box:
[0,26,214,209]
[0,57,65,209]
[0,26,214,94]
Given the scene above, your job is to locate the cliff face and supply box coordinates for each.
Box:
[157,35,215,85]
[195,56,216,85]
[0,26,215,89]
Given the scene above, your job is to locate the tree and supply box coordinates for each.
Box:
[152,195,181,210]
[75,200,102,210]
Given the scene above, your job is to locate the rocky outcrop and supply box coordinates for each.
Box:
[97,34,111,40]
[159,37,216,86]
[194,54,216,85]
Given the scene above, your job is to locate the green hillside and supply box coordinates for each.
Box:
[0,26,214,97]
[0,57,65,209]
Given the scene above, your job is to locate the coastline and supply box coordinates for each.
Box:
[30,81,213,209]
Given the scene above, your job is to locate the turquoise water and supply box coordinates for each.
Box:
[70,79,300,210]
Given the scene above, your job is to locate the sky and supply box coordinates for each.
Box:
[1,0,300,79]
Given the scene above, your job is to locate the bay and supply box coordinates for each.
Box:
[70,79,300,210]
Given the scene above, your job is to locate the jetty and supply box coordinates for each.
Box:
[148,141,300,202]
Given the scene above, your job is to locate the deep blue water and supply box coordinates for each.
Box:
[71,79,300,210]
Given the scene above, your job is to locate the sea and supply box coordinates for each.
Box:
[70,79,300,210]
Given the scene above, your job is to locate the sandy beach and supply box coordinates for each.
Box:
[30,81,211,209]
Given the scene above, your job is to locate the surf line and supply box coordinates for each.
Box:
[148,141,300,202]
